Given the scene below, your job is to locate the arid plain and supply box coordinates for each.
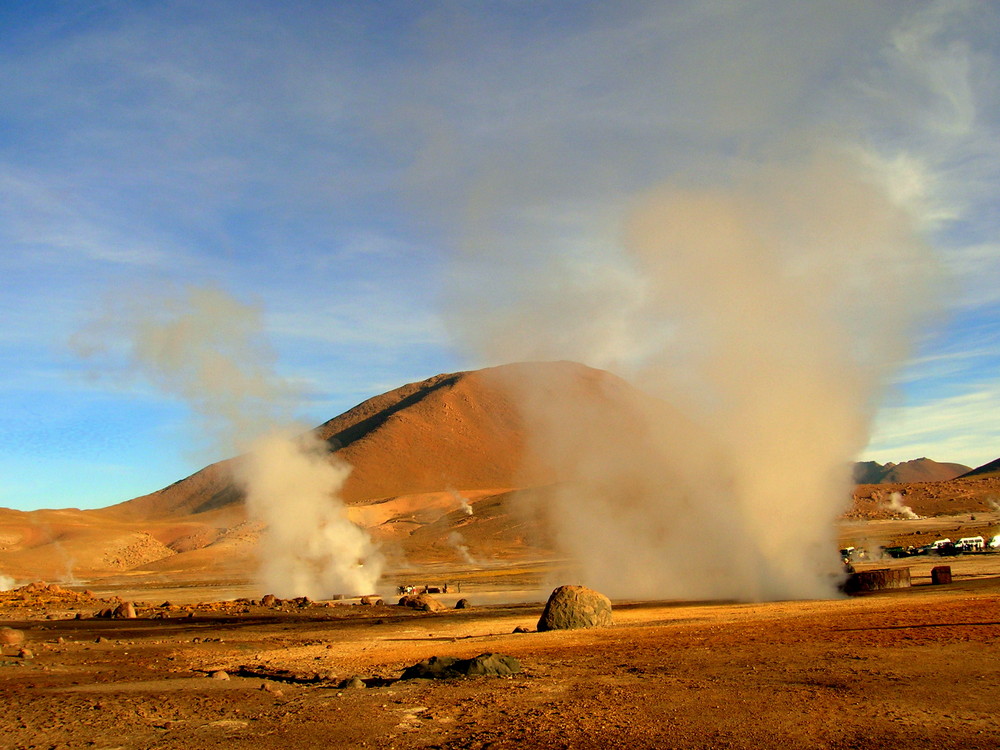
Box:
[1,363,999,749]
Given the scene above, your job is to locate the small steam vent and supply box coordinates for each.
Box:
[843,567,911,595]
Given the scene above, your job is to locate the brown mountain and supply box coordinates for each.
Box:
[107,360,641,521]
[852,458,972,485]
[0,361,651,582]
[958,457,1000,478]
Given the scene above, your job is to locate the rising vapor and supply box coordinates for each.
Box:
[75,285,383,598]
[447,154,938,601]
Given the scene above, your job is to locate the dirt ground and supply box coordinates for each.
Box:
[1,549,999,750]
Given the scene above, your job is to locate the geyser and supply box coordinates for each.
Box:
[448,154,938,601]
[76,285,383,598]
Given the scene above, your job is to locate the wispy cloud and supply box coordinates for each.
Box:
[866,381,1000,467]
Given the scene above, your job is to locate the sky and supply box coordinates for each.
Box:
[0,0,998,512]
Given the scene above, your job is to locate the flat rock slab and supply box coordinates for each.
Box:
[400,653,521,680]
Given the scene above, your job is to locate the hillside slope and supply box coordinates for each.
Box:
[853,458,971,484]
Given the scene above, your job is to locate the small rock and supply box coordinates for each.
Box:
[260,682,283,696]
[17,648,33,659]
[0,627,25,646]
[455,598,471,609]
[512,626,531,634]
[260,594,278,607]
[210,670,230,680]
[398,593,447,612]
[342,675,366,689]
[112,601,137,619]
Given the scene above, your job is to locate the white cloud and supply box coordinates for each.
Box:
[866,382,1000,467]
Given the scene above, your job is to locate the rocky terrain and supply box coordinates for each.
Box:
[1,362,998,747]
[0,555,998,750]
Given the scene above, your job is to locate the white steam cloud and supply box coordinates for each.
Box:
[886,492,921,520]
[449,489,474,516]
[446,530,477,565]
[76,285,383,598]
[0,574,15,592]
[447,154,938,601]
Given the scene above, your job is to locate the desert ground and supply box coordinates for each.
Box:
[1,522,998,750]
[2,365,999,748]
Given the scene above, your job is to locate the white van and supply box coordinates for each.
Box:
[956,536,985,551]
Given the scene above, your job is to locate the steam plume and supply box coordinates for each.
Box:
[447,530,477,565]
[76,285,383,598]
[449,489,474,516]
[886,492,921,520]
[448,154,937,600]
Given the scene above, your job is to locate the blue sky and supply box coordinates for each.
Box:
[1,1,998,511]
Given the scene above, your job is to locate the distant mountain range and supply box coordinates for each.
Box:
[852,458,973,485]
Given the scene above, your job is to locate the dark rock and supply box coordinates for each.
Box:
[536,585,613,631]
[112,602,137,619]
[398,593,447,612]
[341,675,366,689]
[512,626,531,634]
[455,598,471,609]
[17,647,32,659]
[400,653,521,680]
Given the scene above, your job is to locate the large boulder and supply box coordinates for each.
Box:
[536,585,612,632]
[398,593,447,612]
[400,653,521,680]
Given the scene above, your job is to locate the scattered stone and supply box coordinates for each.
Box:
[17,648,33,659]
[536,585,613,631]
[455,598,471,609]
[260,682,283,697]
[292,596,311,608]
[208,719,249,730]
[398,593,447,612]
[210,670,230,680]
[112,601,137,619]
[400,653,521,680]
[260,594,278,607]
[0,627,25,647]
